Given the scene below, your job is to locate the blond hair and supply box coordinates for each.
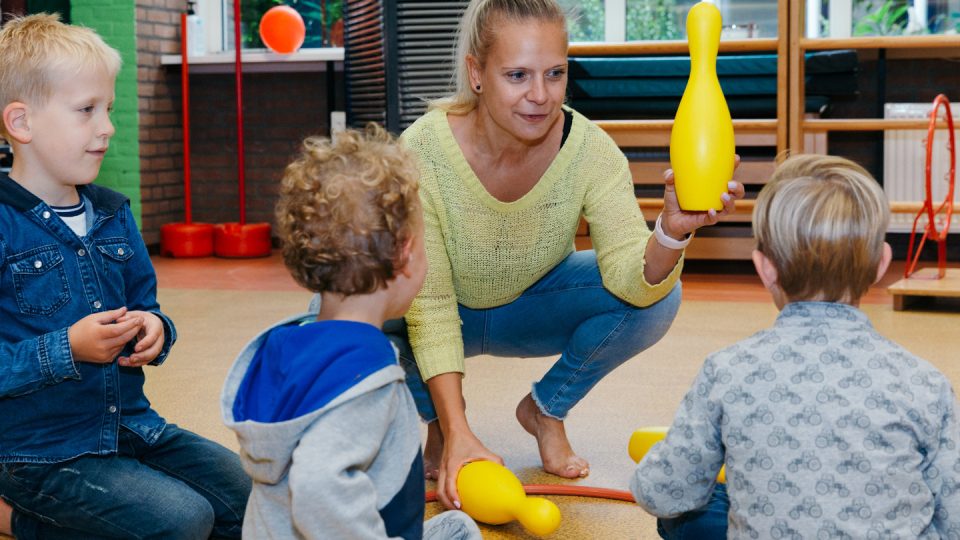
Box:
[753,154,890,303]
[0,14,121,136]
[276,124,421,295]
[431,0,567,114]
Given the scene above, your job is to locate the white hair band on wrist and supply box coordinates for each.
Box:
[654,214,693,250]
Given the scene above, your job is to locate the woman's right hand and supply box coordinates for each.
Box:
[436,426,503,510]
[426,372,503,508]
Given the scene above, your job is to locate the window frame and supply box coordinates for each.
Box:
[198,0,342,54]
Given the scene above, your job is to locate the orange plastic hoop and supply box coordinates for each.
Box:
[904,94,956,279]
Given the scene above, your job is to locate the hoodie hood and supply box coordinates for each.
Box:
[221,314,404,485]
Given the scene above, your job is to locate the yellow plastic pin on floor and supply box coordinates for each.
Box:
[629,427,726,483]
[456,460,562,537]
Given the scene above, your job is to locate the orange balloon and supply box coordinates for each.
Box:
[259,5,305,54]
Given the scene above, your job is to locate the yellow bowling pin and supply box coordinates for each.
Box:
[628,426,670,464]
[629,427,726,484]
[456,460,561,536]
[670,1,736,211]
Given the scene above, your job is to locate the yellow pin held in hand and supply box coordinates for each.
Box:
[456,460,561,537]
[670,1,736,211]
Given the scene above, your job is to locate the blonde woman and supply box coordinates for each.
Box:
[387,0,744,509]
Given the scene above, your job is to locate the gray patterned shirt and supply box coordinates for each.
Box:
[631,302,960,539]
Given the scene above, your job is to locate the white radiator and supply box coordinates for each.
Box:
[883,102,960,232]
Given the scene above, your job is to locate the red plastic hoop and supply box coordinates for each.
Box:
[904,94,956,279]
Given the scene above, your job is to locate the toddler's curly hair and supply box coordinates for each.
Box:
[276,124,421,295]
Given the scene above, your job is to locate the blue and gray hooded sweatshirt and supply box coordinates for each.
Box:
[221,315,424,539]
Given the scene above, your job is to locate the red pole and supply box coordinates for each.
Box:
[233,0,246,225]
[180,13,192,224]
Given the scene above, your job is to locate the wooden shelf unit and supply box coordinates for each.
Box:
[799,35,960,51]
[803,118,956,132]
[568,38,780,56]
[788,13,960,148]
[572,2,959,261]
[788,5,960,308]
[569,3,960,260]
[570,16,790,156]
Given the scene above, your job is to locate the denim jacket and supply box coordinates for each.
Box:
[0,173,176,463]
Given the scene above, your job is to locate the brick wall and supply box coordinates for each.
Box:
[132,1,338,245]
[135,1,182,245]
[187,71,333,227]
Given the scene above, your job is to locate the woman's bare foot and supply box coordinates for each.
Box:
[423,420,444,480]
[0,498,13,536]
[515,393,589,478]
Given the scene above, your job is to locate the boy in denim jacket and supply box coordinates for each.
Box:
[0,14,250,538]
[632,155,960,539]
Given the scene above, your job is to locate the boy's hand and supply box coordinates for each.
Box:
[661,154,746,239]
[117,311,165,368]
[68,307,143,364]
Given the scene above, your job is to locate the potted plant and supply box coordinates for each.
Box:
[852,0,914,36]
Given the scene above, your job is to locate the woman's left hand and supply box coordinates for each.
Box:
[659,154,745,240]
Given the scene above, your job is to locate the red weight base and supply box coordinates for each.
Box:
[160,222,214,258]
[214,222,272,258]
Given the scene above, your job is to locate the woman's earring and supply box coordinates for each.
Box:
[475,84,481,91]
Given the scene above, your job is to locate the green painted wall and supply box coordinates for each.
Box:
[71,0,141,223]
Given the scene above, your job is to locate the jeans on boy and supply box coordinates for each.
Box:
[656,484,728,540]
[0,424,251,540]
[387,249,683,421]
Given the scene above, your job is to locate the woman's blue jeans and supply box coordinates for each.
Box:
[0,424,251,540]
[386,250,682,422]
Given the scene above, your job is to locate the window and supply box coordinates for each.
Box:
[198,0,343,53]
[808,0,960,38]
[562,0,777,42]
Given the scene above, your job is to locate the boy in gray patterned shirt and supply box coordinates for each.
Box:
[632,154,960,539]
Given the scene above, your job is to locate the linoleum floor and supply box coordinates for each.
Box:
[139,253,960,539]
